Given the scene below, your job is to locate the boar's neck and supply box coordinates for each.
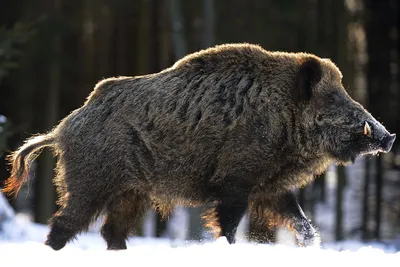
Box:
[246,107,333,194]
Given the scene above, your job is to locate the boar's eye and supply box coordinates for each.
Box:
[327,94,337,105]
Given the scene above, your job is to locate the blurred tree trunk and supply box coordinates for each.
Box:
[136,0,150,75]
[346,0,368,106]
[314,174,326,202]
[374,156,383,239]
[345,0,370,239]
[115,4,128,74]
[96,1,113,79]
[35,0,61,224]
[149,0,161,73]
[364,0,398,240]
[364,0,395,127]
[168,0,187,60]
[158,0,172,69]
[335,166,346,241]
[202,0,215,48]
[81,0,95,100]
[316,0,332,58]
[332,0,349,242]
[310,173,326,223]
[362,159,371,240]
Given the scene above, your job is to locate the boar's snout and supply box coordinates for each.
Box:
[363,119,396,153]
[380,133,396,152]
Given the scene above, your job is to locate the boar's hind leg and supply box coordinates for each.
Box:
[101,190,150,250]
[204,199,248,244]
[45,193,103,251]
[271,192,319,247]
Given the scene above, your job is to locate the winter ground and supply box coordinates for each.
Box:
[1,241,399,267]
[1,216,400,267]
[2,160,400,266]
[1,237,400,267]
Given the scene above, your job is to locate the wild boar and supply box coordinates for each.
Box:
[2,43,395,250]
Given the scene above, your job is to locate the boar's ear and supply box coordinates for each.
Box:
[293,57,322,103]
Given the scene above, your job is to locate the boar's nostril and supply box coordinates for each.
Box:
[363,121,372,137]
[381,133,396,152]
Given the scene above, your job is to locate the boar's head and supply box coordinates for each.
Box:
[294,56,396,164]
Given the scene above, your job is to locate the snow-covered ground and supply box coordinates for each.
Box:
[1,214,400,267]
[2,236,400,267]
[2,158,400,266]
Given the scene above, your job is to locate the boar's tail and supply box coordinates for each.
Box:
[2,134,55,197]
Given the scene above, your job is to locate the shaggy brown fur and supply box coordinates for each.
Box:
[2,43,395,250]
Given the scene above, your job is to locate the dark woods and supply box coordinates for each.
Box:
[0,0,399,243]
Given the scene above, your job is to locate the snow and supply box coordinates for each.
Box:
[1,215,400,267]
[0,191,14,219]
[1,236,400,267]
[2,159,400,266]
[0,115,6,124]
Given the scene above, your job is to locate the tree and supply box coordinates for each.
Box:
[0,23,34,85]
[364,0,399,240]
[0,16,35,210]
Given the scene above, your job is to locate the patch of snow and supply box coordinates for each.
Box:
[0,192,14,219]
[166,206,189,240]
[0,115,6,124]
[1,236,399,267]
[1,203,400,267]
[0,213,48,242]
[3,156,400,266]
[322,239,399,253]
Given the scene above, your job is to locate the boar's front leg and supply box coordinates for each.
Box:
[248,217,276,244]
[249,191,319,247]
[272,192,320,247]
[218,199,248,244]
[203,198,248,244]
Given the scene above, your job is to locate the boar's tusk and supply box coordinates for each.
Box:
[364,121,372,137]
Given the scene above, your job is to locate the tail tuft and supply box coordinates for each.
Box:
[2,134,54,197]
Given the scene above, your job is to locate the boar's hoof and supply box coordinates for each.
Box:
[45,224,75,251]
[295,222,321,248]
[107,242,128,250]
[45,238,67,251]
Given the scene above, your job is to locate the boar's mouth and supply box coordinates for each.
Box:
[358,121,396,158]
[333,121,396,164]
